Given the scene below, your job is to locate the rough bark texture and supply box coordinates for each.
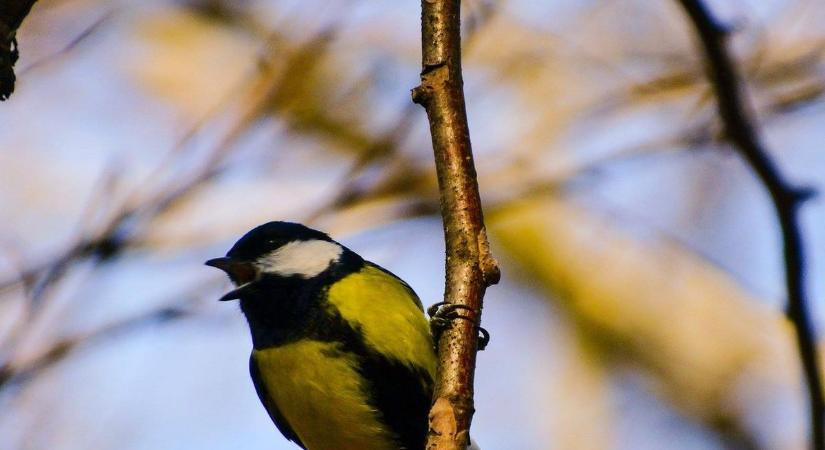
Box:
[411,1,500,449]
[676,1,823,449]
[0,0,38,100]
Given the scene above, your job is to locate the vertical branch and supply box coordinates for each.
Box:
[412,1,500,449]
[675,1,823,449]
[0,0,39,100]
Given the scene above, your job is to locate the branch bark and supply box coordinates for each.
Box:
[412,1,500,449]
[0,0,38,100]
[675,1,823,449]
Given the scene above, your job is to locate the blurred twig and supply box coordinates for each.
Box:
[0,291,209,393]
[588,43,825,126]
[305,4,500,225]
[0,23,432,402]
[0,29,338,396]
[0,29,329,295]
[412,1,500,449]
[0,0,38,100]
[18,9,115,76]
[676,2,822,449]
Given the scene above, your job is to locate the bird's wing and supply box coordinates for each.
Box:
[249,355,306,449]
[327,262,435,378]
[363,261,424,311]
[358,349,434,450]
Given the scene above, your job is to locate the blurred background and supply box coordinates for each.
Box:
[0,0,823,449]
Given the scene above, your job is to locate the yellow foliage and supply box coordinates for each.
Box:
[126,6,258,117]
[490,194,806,450]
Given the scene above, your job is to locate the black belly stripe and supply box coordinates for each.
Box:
[320,315,433,450]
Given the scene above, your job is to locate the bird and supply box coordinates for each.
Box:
[205,221,437,450]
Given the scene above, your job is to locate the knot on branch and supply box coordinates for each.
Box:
[776,184,817,210]
[411,85,433,105]
[792,185,817,204]
[426,397,458,450]
[412,62,451,106]
[427,396,476,450]
[477,227,500,286]
[709,18,740,40]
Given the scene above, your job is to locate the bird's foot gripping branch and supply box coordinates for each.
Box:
[428,302,491,351]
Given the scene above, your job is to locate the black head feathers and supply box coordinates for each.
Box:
[225,221,334,261]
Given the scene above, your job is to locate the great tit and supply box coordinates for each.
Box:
[206,221,436,450]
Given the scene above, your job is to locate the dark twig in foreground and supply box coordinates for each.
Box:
[0,0,38,99]
[676,1,822,449]
[412,1,500,449]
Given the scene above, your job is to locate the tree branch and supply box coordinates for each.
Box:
[0,0,38,100]
[675,1,823,449]
[412,1,500,449]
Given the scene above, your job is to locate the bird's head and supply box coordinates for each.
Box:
[205,221,344,301]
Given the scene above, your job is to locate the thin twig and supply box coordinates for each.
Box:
[0,298,204,393]
[0,30,323,294]
[412,1,500,449]
[675,1,822,449]
[17,8,114,77]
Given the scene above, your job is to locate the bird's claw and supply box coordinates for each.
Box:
[427,302,490,351]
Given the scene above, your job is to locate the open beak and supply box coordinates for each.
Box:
[205,257,258,301]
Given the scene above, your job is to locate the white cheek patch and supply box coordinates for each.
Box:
[256,239,343,278]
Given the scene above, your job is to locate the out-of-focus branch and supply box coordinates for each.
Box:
[0,30,330,297]
[676,1,822,449]
[0,24,430,400]
[411,1,500,449]
[18,9,114,78]
[0,31,335,394]
[0,0,38,100]
[0,296,203,392]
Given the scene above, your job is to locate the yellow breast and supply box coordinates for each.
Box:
[253,341,397,450]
